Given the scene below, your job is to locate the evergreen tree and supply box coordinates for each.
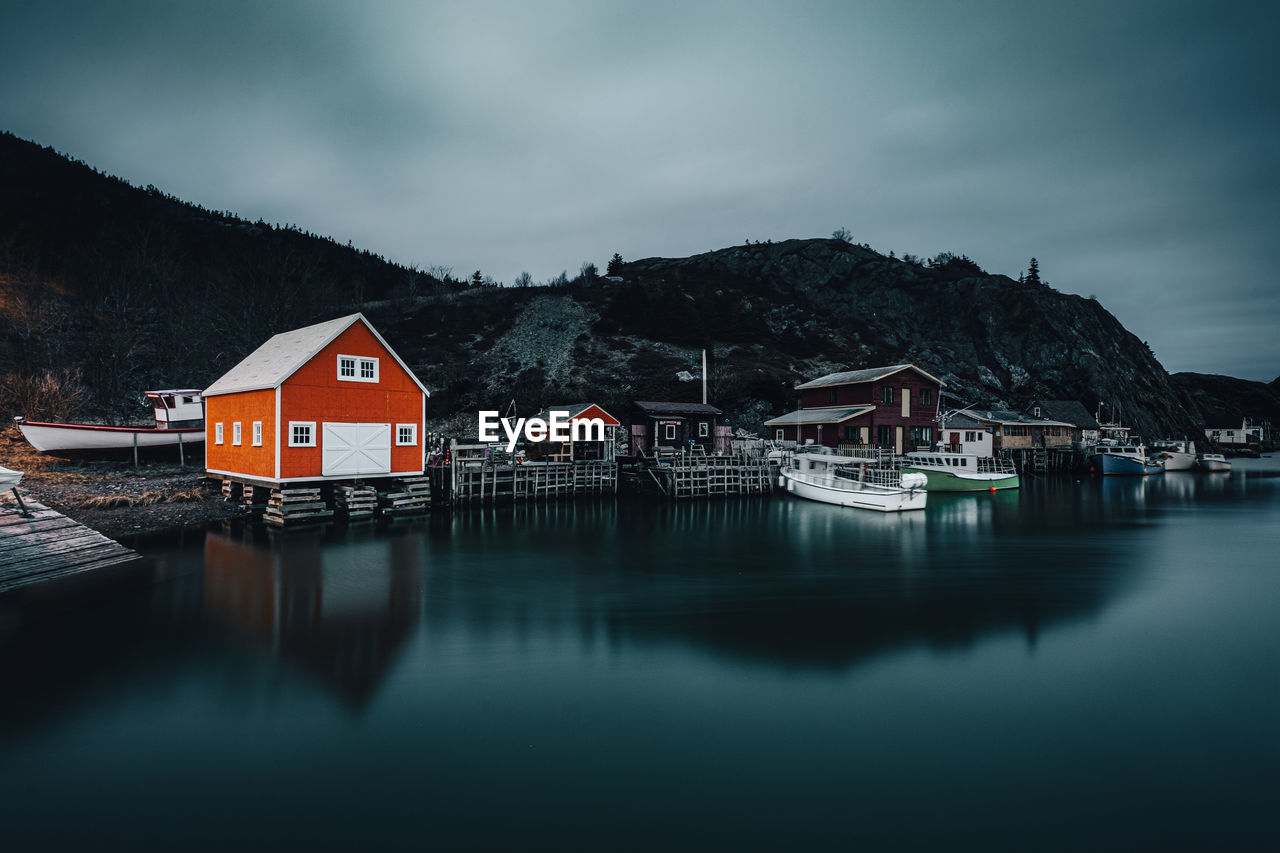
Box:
[607,253,624,275]
[1025,257,1042,286]
[471,270,483,288]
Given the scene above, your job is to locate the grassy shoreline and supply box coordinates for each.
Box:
[0,426,238,539]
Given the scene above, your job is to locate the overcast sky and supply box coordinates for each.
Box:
[3,1,1276,379]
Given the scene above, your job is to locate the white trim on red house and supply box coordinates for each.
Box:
[274,386,281,481]
[205,468,426,486]
[336,353,380,383]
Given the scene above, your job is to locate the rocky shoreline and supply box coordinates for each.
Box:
[0,427,238,540]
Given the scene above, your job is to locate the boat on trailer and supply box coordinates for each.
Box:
[899,451,1020,491]
[17,390,205,456]
[779,450,928,512]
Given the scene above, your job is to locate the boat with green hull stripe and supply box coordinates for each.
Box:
[899,451,1021,491]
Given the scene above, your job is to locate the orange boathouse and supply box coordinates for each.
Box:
[204,314,429,484]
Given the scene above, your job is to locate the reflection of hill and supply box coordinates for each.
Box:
[416,495,1143,672]
[203,526,422,711]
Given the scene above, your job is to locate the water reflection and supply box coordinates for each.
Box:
[203,525,422,711]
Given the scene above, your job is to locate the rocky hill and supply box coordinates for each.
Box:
[0,131,1248,440]
[1169,372,1280,431]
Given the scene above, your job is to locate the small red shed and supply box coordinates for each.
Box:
[203,313,428,484]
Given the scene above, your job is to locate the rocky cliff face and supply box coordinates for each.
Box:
[1170,372,1280,431]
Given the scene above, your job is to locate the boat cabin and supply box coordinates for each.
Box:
[203,313,429,485]
[147,390,205,429]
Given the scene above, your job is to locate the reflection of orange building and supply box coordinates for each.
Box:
[203,530,422,709]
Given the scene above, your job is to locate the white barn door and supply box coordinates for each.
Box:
[322,423,391,476]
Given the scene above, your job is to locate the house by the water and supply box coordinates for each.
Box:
[1025,399,1100,446]
[524,403,622,462]
[628,401,723,455]
[204,313,429,485]
[764,364,944,453]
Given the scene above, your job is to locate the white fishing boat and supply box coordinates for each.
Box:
[779,450,928,512]
[1150,439,1196,471]
[17,390,205,456]
[1198,453,1232,473]
[1086,441,1164,476]
[900,451,1020,491]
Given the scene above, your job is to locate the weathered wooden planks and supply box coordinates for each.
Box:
[0,497,143,596]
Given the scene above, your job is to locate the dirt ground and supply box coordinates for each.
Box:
[0,426,238,539]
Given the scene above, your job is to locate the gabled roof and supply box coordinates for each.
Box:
[531,403,621,426]
[203,313,428,398]
[967,409,1073,428]
[632,401,723,416]
[795,363,946,390]
[763,406,875,426]
[1027,400,1099,429]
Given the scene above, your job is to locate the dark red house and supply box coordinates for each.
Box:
[764,364,945,453]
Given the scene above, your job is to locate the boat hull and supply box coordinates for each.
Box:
[19,422,205,456]
[0,465,22,491]
[1156,451,1196,471]
[780,469,926,512]
[1199,458,1231,473]
[1089,453,1163,476]
[899,467,1020,491]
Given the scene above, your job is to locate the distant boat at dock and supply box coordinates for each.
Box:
[779,450,927,512]
[899,451,1020,491]
[1198,453,1232,473]
[1087,441,1164,476]
[1150,440,1196,471]
[17,390,205,456]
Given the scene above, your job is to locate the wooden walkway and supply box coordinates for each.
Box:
[0,497,143,596]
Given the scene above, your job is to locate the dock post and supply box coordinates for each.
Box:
[178,431,185,467]
[133,432,139,467]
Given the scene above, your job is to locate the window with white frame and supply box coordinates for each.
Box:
[664,423,676,441]
[289,422,316,447]
[396,423,417,446]
[252,421,263,446]
[775,429,784,441]
[215,423,224,445]
[337,354,379,383]
[698,421,709,438]
[232,422,242,445]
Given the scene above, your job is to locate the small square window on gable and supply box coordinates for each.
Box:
[337,354,379,383]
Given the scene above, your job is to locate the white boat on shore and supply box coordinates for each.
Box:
[17,390,205,456]
[1198,453,1232,473]
[779,450,928,512]
[0,464,21,491]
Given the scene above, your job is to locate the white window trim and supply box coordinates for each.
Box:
[337,353,379,383]
[396,423,418,446]
[214,422,224,445]
[288,421,317,447]
[232,422,242,446]
[664,424,676,441]
[252,421,263,447]
[698,422,709,438]
[775,429,784,441]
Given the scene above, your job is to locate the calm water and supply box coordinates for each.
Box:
[2,461,1278,850]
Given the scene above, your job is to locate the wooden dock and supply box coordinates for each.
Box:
[0,498,143,596]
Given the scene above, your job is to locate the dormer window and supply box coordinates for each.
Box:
[1033,406,1041,417]
[337,354,379,383]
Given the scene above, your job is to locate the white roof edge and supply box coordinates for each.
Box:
[794,363,948,391]
[203,313,429,398]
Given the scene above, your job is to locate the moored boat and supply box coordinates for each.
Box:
[1087,442,1163,476]
[1150,439,1196,471]
[17,389,205,456]
[0,464,21,491]
[1198,453,1231,473]
[779,450,928,512]
[900,451,1020,491]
